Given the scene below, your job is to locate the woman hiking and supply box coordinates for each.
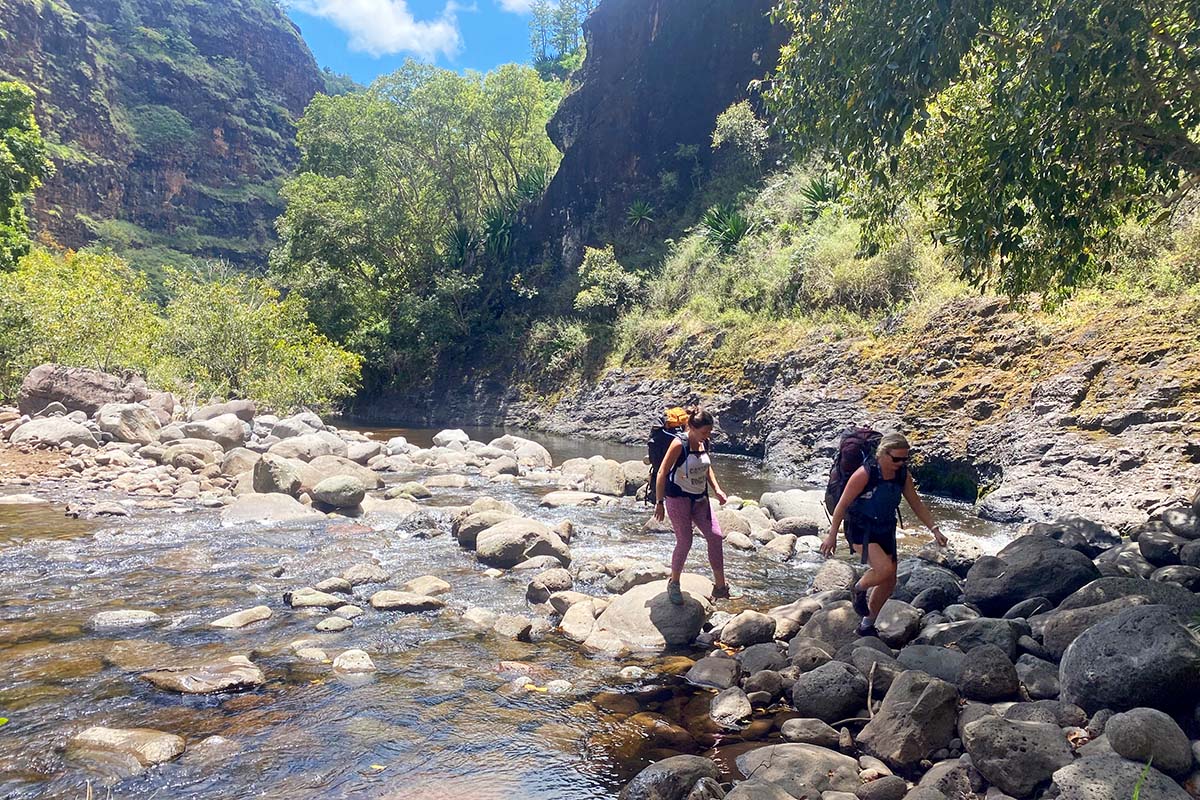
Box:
[653,407,732,604]
[819,432,948,635]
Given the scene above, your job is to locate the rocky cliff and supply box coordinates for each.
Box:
[0,0,325,268]
[527,0,785,267]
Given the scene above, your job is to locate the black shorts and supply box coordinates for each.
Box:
[845,519,898,562]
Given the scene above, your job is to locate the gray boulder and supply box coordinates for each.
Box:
[1095,542,1157,579]
[964,535,1099,616]
[312,476,366,509]
[1056,576,1200,615]
[912,618,1022,659]
[190,400,255,422]
[1139,530,1190,566]
[96,403,161,445]
[685,656,742,690]
[268,433,337,462]
[585,576,712,653]
[220,493,323,525]
[180,413,247,450]
[892,559,962,607]
[800,603,862,651]
[710,687,752,730]
[1151,564,1200,590]
[475,518,571,568]
[759,489,827,526]
[780,718,840,748]
[9,417,98,448]
[734,744,860,798]
[897,644,966,682]
[618,755,720,800]
[1053,755,1190,800]
[1059,605,1200,714]
[1034,596,1151,659]
[252,454,301,496]
[962,716,1074,797]
[789,660,867,723]
[858,670,959,769]
[720,610,776,648]
[957,643,1019,701]
[737,643,787,674]
[1163,507,1199,538]
[488,434,553,468]
[1104,707,1194,777]
[18,363,148,416]
[1026,516,1121,558]
[874,600,922,648]
[1015,654,1060,700]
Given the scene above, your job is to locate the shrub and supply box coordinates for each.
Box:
[131,104,196,158]
[574,245,643,320]
[525,317,591,380]
[711,100,769,172]
[702,204,753,253]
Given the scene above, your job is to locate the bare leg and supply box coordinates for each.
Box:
[864,543,897,618]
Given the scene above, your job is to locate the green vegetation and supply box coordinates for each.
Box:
[529,0,596,80]
[574,245,643,321]
[0,248,360,411]
[0,82,53,270]
[273,60,562,388]
[768,0,1200,298]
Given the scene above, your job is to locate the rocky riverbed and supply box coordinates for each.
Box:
[2,363,1200,800]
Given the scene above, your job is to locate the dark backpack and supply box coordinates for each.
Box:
[647,424,687,503]
[824,427,883,514]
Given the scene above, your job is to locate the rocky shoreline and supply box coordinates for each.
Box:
[355,296,1200,529]
[3,362,1200,800]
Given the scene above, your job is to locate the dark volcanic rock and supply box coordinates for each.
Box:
[618,754,720,800]
[1059,604,1200,714]
[964,536,1100,616]
[857,670,959,770]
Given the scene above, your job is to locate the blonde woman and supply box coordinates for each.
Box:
[820,432,947,635]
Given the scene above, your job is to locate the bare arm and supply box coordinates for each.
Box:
[654,439,683,510]
[706,463,726,501]
[903,472,947,545]
[821,467,869,556]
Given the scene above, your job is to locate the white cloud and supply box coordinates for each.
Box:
[497,0,533,12]
[288,0,463,60]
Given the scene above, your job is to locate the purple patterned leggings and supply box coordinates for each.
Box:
[664,495,725,574]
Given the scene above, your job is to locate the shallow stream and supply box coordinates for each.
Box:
[0,425,1013,799]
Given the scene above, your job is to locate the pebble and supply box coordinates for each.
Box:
[210,606,272,629]
[333,649,376,673]
[333,605,364,619]
[316,617,352,632]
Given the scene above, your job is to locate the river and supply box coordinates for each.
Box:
[0,424,1013,799]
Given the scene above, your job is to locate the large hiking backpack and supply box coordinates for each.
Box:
[824,427,883,514]
[646,408,688,503]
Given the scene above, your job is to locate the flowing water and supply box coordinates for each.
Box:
[0,425,1014,799]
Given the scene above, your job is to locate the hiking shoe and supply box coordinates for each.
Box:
[667,580,684,605]
[857,618,877,637]
[712,584,731,600]
[852,587,870,617]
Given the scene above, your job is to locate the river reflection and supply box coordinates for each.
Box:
[0,426,1013,799]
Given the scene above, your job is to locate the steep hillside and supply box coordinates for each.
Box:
[526,0,785,268]
[0,0,326,272]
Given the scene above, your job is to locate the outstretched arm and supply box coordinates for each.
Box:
[707,464,726,504]
[903,471,947,546]
[821,467,869,556]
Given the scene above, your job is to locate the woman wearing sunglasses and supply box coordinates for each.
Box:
[819,431,948,635]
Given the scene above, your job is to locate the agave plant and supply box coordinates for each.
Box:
[441,224,475,267]
[514,165,551,205]
[626,200,656,230]
[800,173,845,219]
[702,204,753,252]
[482,206,513,260]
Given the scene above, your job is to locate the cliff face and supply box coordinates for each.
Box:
[529,0,785,266]
[0,0,325,268]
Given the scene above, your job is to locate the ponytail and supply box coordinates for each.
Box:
[687,406,715,428]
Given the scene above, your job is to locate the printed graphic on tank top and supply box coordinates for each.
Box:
[670,446,710,497]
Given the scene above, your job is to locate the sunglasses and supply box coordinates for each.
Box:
[887,453,910,463]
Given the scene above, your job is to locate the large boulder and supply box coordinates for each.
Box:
[962,716,1074,797]
[220,493,324,526]
[161,438,223,468]
[874,600,922,648]
[141,655,264,694]
[475,518,571,568]
[734,745,860,798]
[789,660,867,723]
[96,403,161,445]
[759,489,827,526]
[618,755,720,800]
[1104,708,1194,778]
[312,476,366,509]
[220,447,258,477]
[720,610,776,648]
[454,510,516,549]
[892,559,963,606]
[489,434,553,468]
[252,454,301,496]
[799,603,862,651]
[964,536,1100,616]
[1032,596,1152,660]
[8,417,98,448]
[1059,605,1200,714]
[584,575,713,654]
[301,455,384,492]
[67,726,185,774]
[190,400,256,422]
[180,413,247,450]
[1026,516,1122,558]
[912,618,1023,659]
[18,363,149,416]
[432,428,470,447]
[1056,576,1200,615]
[858,670,959,770]
[580,458,628,497]
[1053,756,1191,800]
[268,434,338,462]
[957,643,1019,701]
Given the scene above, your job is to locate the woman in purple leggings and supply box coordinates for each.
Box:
[652,408,731,604]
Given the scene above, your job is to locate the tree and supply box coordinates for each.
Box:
[529,0,596,80]
[767,0,1200,297]
[274,61,560,383]
[0,82,53,270]
[574,245,643,321]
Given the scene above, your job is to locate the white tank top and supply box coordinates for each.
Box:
[672,447,711,496]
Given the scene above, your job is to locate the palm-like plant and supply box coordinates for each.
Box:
[441,224,475,267]
[800,173,844,219]
[626,200,656,230]
[483,206,512,260]
[702,204,753,252]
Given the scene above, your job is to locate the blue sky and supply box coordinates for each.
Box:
[286,0,534,85]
